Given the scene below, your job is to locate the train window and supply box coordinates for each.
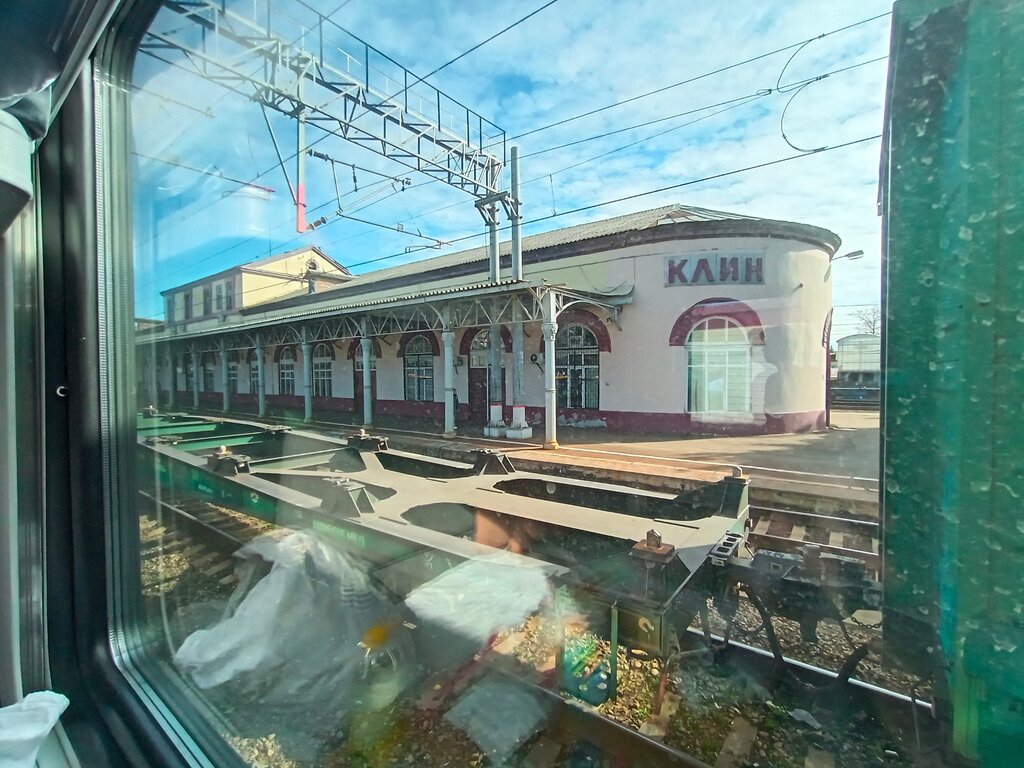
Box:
[69,0,1018,766]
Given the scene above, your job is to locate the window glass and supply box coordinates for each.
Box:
[278,347,296,395]
[313,342,333,398]
[117,1,980,767]
[556,324,599,409]
[687,317,751,414]
[404,335,434,401]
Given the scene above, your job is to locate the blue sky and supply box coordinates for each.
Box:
[131,0,893,338]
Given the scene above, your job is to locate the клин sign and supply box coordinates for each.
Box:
[664,252,764,286]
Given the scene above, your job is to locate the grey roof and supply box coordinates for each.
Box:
[242,203,788,311]
[344,203,757,286]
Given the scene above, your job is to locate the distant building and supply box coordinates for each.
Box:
[139,203,841,439]
[832,333,881,405]
[159,245,351,330]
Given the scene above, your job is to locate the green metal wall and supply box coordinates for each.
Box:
[882,0,1024,763]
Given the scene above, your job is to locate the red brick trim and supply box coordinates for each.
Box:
[311,341,338,360]
[459,326,513,356]
[274,345,297,363]
[346,338,382,360]
[397,331,440,357]
[537,309,612,353]
[668,298,764,346]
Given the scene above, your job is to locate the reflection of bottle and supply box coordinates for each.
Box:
[363,645,403,710]
[359,622,404,710]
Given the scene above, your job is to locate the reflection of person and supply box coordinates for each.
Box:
[452,390,459,426]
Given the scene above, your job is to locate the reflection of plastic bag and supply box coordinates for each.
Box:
[405,552,553,672]
[174,530,410,731]
[406,551,552,643]
[0,691,69,768]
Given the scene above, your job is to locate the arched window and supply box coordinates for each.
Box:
[556,325,599,409]
[278,347,296,395]
[182,354,193,391]
[247,349,259,395]
[404,335,434,401]
[686,317,751,414]
[227,351,239,394]
[469,329,491,368]
[312,342,333,398]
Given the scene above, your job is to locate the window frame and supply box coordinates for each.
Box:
[403,334,434,401]
[32,2,251,765]
[556,324,600,410]
[685,316,752,415]
[312,342,333,398]
[278,346,296,395]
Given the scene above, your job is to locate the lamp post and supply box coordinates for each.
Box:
[826,250,865,427]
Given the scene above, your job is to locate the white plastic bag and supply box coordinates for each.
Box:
[174,530,410,735]
[0,691,69,768]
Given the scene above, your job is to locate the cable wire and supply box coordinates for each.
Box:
[506,11,891,142]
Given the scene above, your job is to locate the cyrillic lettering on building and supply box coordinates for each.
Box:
[663,252,764,286]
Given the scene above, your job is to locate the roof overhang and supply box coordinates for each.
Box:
[139,279,633,350]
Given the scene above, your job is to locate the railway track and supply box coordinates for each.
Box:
[748,505,880,573]
[137,492,271,590]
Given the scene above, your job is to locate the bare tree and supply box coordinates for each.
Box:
[852,305,882,335]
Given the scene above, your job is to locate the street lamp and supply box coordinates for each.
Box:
[832,249,864,262]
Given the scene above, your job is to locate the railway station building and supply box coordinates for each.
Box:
[137,203,840,446]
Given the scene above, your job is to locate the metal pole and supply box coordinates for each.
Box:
[295,78,307,233]
[191,350,200,410]
[484,322,506,437]
[488,202,499,283]
[256,338,267,417]
[511,145,522,282]
[361,335,373,428]
[442,329,456,438]
[609,603,619,700]
[506,302,532,438]
[301,332,313,423]
[165,349,175,408]
[542,291,558,449]
[219,338,230,413]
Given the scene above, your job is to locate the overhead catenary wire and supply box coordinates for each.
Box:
[135,10,890,312]
[338,134,882,273]
[146,133,883,317]
[504,11,892,143]
[327,0,560,129]
[136,10,891,250]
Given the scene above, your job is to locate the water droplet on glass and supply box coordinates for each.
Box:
[972,479,992,493]
[959,227,973,241]
[975,292,991,304]
[968,212,985,224]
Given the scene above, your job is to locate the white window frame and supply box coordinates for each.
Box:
[686,317,752,415]
[312,343,333,398]
[404,335,434,401]
[278,347,296,395]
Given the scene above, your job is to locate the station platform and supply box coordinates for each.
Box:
[174,405,879,519]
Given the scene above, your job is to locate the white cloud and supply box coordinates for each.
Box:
[131,0,893,318]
